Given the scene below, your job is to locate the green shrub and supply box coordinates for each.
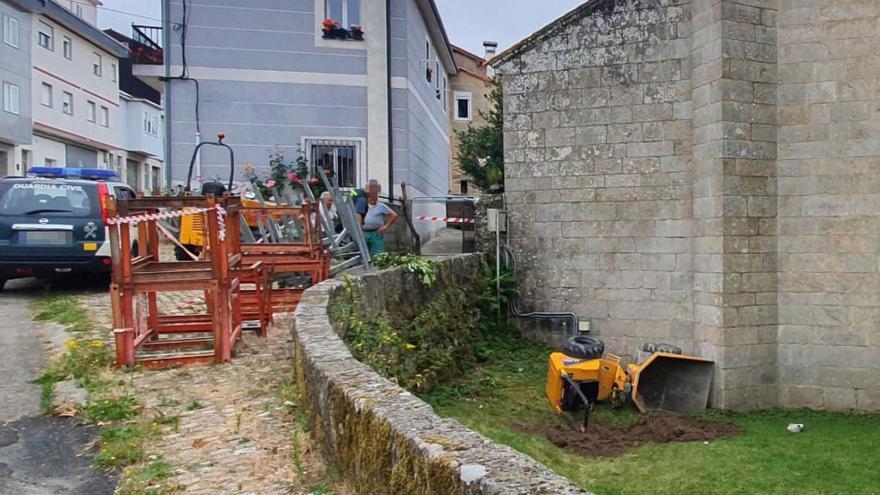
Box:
[372,253,438,286]
[340,285,480,394]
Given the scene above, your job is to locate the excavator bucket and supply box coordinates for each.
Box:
[628,352,713,414]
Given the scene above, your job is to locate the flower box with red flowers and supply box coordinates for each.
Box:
[321,19,363,41]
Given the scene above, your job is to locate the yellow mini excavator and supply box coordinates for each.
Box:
[546,336,714,432]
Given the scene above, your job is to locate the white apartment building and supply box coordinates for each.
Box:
[1,0,165,193]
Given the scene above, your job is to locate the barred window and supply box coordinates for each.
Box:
[308,140,359,188]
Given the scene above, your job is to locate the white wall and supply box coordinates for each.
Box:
[31,14,122,153]
[58,0,98,26]
[121,97,163,158]
[29,134,66,166]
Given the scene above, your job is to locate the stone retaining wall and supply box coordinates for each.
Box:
[291,254,587,495]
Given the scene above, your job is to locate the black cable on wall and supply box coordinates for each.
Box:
[161,0,201,135]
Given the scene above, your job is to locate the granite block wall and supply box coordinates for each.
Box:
[493,0,880,411]
[498,0,697,357]
[776,0,880,411]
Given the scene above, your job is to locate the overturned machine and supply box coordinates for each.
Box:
[546,336,714,432]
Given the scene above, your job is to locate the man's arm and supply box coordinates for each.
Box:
[377,207,398,234]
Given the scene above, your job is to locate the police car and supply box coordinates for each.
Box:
[0,167,136,289]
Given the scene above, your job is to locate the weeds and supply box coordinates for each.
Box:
[95,425,148,468]
[276,379,310,430]
[84,395,139,422]
[30,295,116,415]
[116,458,177,495]
[158,396,180,407]
[32,295,93,333]
[152,412,180,432]
[339,284,481,394]
[185,400,204,411]
[372,253,438,286]
[30,293,178,490]
[291,429,304,476]
[32,374,59,415]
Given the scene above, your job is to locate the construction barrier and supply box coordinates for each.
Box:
[415,215,474,224]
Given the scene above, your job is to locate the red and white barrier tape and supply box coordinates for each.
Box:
[107,205,227,240]
[415,215,474,224]
[155,220,200,261]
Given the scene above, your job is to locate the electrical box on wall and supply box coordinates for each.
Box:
[487,208,507,233]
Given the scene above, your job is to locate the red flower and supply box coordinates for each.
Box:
[310,177,319,185]
[266,179,276,188]
[288,172,299,182]
[322,19,340,31]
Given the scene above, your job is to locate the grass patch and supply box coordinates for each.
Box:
[277,379,309,430]
[422,334,880,495]
[30,294,115,414]
[32,295,93,333]
[116,458,178,495]
[84,395,139,422]
[152,412,180,431]
[276,378,311,477]
[32,374,59,415]
[185,399,204,411]
[95,425,148,469]
[30,293,181,491]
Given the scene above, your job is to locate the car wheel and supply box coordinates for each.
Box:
[0,279,6,291]
[563,335,605,360]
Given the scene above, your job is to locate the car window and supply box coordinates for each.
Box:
[114,186,135,200]
[0,181,99,218]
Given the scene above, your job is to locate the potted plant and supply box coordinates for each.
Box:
[322,19,345,39]
[350,25,364,40]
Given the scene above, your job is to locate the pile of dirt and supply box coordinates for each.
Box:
[522,415,743,458]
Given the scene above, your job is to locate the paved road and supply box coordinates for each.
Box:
[0,279,46,421]
[0,278,116,494]
[422,227,468,255]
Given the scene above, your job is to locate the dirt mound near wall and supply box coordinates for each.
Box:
[522,415,743,458]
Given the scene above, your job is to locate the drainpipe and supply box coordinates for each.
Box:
[385,0,394,201]
[195,131,202,182]
[162,0,172,189]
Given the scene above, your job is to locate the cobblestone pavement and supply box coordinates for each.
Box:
[77,289,348,494]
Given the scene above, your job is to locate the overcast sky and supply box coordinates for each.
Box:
[98,1,583,57]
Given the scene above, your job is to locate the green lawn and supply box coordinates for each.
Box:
[422,337,880,495]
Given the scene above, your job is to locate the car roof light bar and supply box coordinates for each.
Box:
[28,167,119,181]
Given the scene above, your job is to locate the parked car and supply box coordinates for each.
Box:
[0,167,136,290]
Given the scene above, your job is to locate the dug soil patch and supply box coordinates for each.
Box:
[522,415,743,458]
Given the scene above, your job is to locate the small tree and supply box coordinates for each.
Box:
[455,85,504,193]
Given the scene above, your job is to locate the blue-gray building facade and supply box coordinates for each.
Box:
[0,0,32,175]
[161,0,455,213]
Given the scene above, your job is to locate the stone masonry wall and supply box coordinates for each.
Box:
[776,1,880,411]
[690,0,780,409]
[494,0,880,412]
[291,255,588,494]
[498,0,696,356]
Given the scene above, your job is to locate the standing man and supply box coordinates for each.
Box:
[361,179,397,255]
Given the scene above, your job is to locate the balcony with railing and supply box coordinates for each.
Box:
[130,25,163,65]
